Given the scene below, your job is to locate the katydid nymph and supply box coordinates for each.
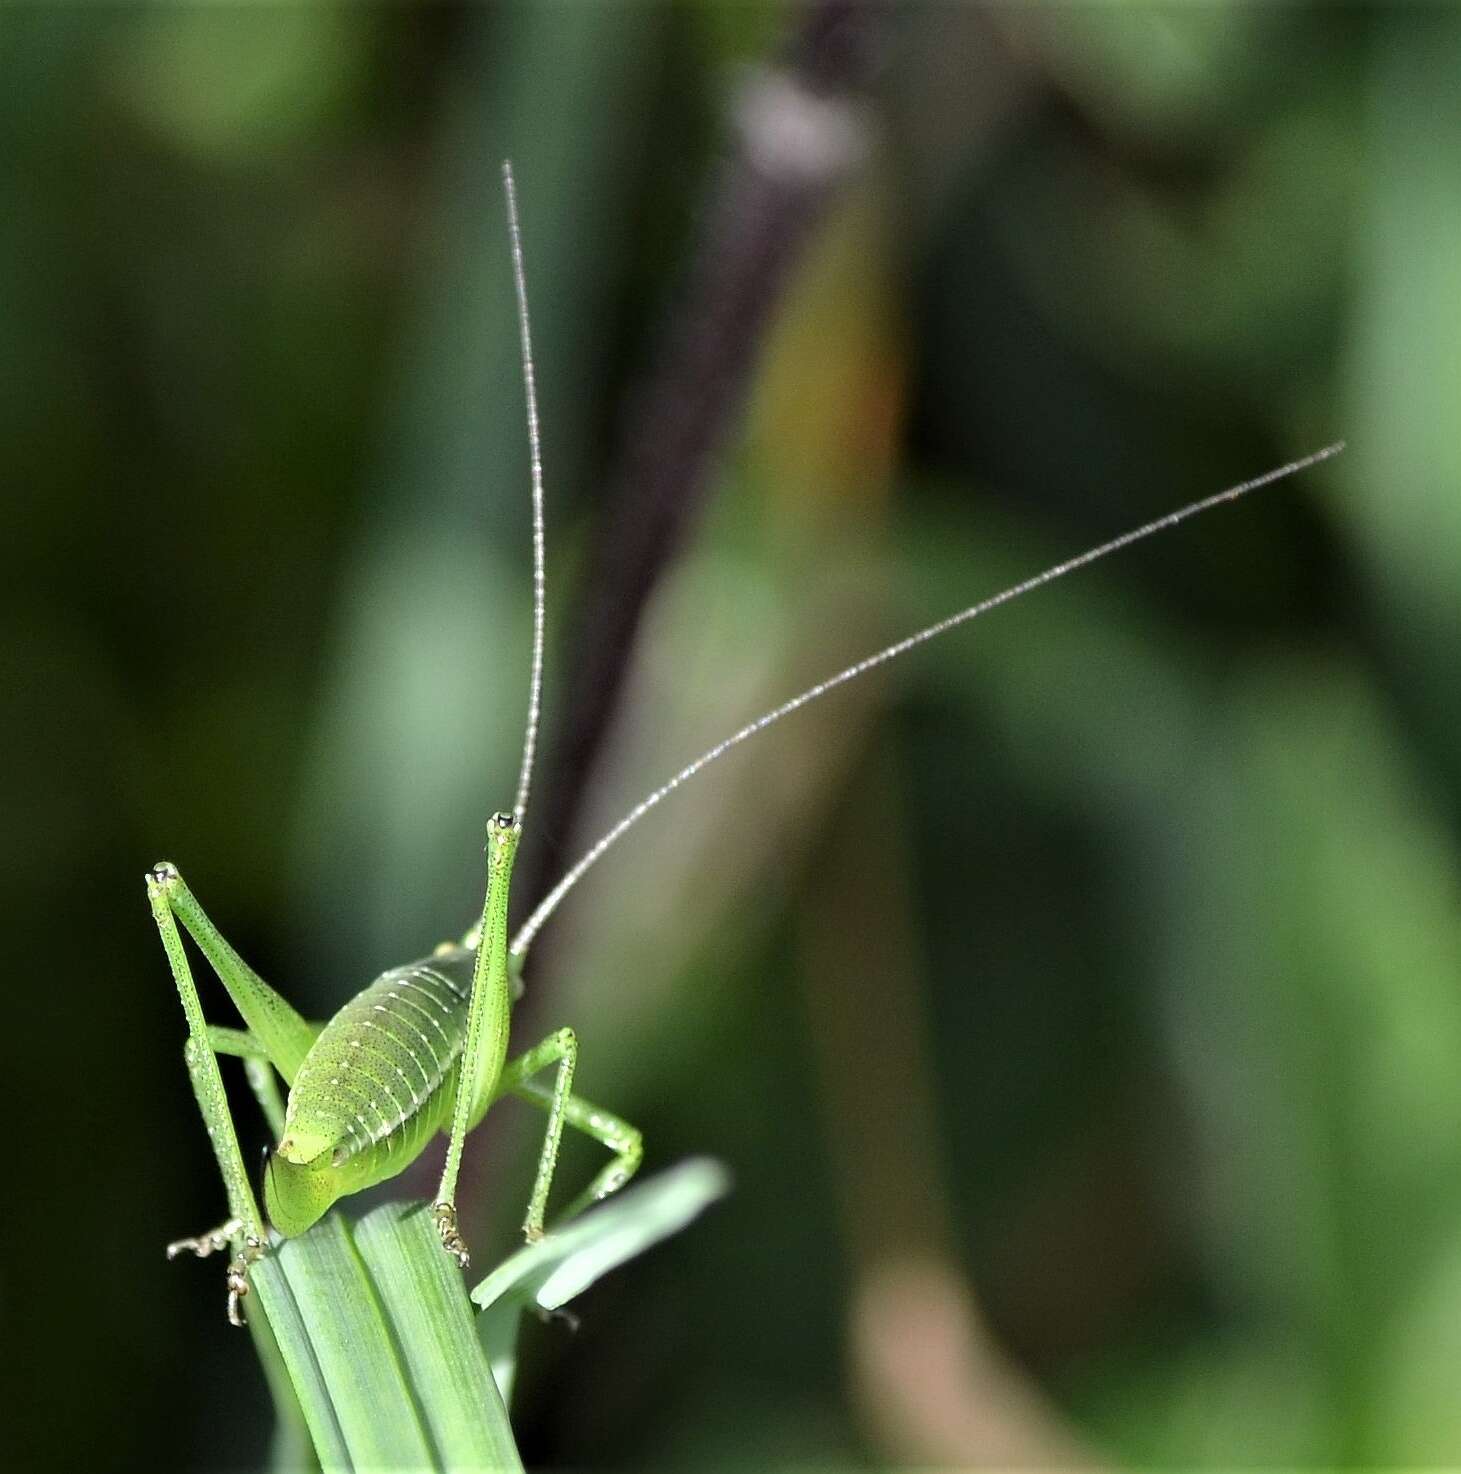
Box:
[151,162,1344,1328]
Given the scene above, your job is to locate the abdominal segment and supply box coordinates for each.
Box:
[266,952,474,1235]
[264,1086,451,1236]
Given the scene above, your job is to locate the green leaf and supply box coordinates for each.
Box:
[245,1172,726,1469]
[471,1159,731,1397]
[250,1206,521,1473]
[354,1203,521,1472]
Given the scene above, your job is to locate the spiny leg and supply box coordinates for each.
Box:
[207,1024,289,1138]
[156,862,318,1084]
[434,816,520,1267]
[148,868,267,1325]
[497,1028,578,1242]
[173,1033,267,1330]
[166,1025,290,1265]
[166,1214,243,1263]
[507,1068,643,1228]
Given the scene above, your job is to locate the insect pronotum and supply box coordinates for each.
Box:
[151,162,1344,1326]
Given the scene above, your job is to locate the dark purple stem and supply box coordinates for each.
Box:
[515,0,888,940]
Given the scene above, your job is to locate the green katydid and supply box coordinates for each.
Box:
[152,161,1344,1327]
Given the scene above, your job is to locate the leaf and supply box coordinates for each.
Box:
[471,1159,731,1398]
[247,1168,727,1463]
[354,1203,522,1473]
[471,1157,731,1312]
[250,1206,522,1472]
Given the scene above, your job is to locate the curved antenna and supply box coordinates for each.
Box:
[511,441,1345,958]
[504,159,547,826]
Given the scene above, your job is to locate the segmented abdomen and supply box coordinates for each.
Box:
[285,949,476,1188]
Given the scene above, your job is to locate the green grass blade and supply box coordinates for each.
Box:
[253,1215,434,1470]
[472,1158,730,1313]
[244,1284,320,1473]
[354,1202,522,1473]
[471,1158,730,1397]
[250,1250,351,1471]
[251,1206,522,1472]
[245,1172,721,1467]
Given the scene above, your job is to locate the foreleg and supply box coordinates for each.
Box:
[433,817,518,1267]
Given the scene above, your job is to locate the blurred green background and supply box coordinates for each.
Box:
[4,3,1459,1469]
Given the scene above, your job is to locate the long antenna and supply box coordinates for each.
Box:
[505,159,547,826]
[510,441,1344,957]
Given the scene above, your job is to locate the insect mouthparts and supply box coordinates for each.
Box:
[277,1131,331,1166]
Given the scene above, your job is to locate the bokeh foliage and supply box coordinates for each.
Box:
[3,4,1458,1469]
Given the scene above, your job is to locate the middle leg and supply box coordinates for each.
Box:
[497,1027,579,1242]
[497,1030,646,1237]
[507,1074,643,1226]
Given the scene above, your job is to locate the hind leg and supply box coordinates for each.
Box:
[165,1026,288,1266]
[148,868,275,1324]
